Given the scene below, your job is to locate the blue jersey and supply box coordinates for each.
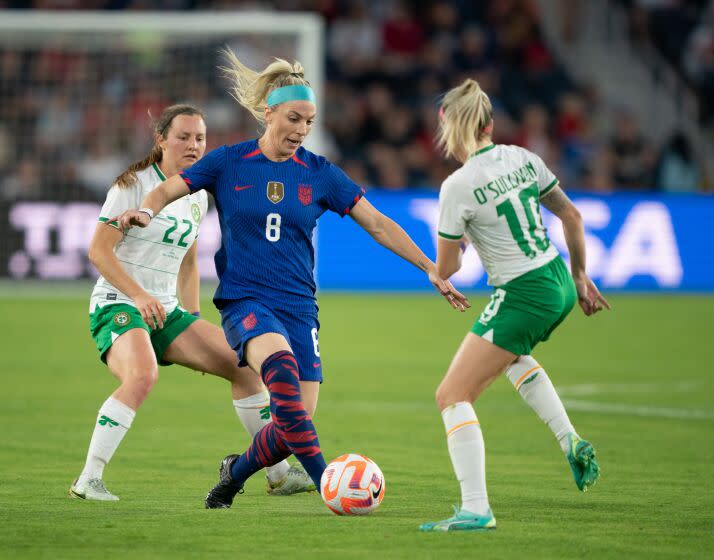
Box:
[180,139,364,313]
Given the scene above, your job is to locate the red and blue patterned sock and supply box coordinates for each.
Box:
[231,351,326,487]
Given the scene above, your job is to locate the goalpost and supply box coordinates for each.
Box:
[0,10,324,280]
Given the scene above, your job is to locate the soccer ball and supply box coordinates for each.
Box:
[320,454,385,515]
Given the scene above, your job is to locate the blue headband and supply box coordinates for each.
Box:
[266,84,316,106]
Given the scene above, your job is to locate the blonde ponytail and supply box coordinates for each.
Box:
[437,79,493,160]
[220,49,311,127]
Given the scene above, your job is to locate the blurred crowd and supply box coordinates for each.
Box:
[622,0,714,126]
[0,0,711,203]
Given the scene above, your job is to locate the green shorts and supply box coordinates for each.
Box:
[89,303,199,365]
[471,256,576,356]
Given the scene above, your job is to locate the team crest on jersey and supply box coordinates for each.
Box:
[298,184,312,206]
[113,311,130,327]
[242,312,258,330]
[191,203,201,222]
[267,181,284,204]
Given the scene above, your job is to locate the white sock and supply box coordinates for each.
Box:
[442,402,490,516]
[78,396,135,483]
[233,392,290,483]
[505,355,577,452]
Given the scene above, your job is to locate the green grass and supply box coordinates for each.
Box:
[0,293,712,559]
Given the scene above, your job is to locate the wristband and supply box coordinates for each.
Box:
[191,311,201,318]
[138,207,154,220]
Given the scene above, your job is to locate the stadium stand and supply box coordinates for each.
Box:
[0,0,711,200]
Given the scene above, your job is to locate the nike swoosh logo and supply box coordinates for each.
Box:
[371,480,382,500]
[234,185,253,191]
[313,362,321,368]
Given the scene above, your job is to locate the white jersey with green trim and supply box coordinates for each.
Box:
[438,144,560,286]
[89,163,208,313]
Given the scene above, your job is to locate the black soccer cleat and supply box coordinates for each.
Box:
[204,454,244,509]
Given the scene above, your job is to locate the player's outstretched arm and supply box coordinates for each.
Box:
[87,222,167,328]
[349,198,470,312]
[541,185,611,316]
[113,175,191,231]
[177,241,200,316]
[436,236,466,279]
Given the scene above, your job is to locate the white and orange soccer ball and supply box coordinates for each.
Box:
[320,454,385,515]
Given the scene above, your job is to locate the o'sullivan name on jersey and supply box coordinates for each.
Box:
[437,144,560,286]
[471,160,557,205]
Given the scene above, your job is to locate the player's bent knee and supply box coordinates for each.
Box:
[123,365,159,397]
[212,358,242,382]
[231,368,264,394]
[261,352,300,387]
[435,383,469,411]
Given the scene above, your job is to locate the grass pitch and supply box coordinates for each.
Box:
[0,291,712,559]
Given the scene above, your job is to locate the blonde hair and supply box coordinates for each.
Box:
[437,79,493,160]
[221,49,311,127]
[114,104,204,189]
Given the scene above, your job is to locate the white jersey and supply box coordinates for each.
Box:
[90,163,208,313]
[438,144,560,286]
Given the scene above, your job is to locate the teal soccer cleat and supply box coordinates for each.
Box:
[566,433,600,491]
[419,506,496,532]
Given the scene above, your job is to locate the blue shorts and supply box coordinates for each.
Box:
[219,299,323,382]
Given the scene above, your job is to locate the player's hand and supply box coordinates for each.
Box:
[111,210,151,232]
[428,270,470,312]
[133,292,167,329]
[573,274,611,316]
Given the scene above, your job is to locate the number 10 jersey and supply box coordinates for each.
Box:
[437,144,561,286]
[89,163,208,313]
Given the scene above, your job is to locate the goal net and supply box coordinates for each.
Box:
[0,10,324,280]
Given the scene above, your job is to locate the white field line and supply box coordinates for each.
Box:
[324,382,714,420]
[563,399,714,420]
[558,381,714,420]
[557,381,701,397]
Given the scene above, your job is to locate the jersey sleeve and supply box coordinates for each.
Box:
[530,152,559,197]
[179,145,227,195]
[322,162,365,217]
[194,192,209,240]
[199,192,209,223]
[437,179,466,241]
[98,183,141,229]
